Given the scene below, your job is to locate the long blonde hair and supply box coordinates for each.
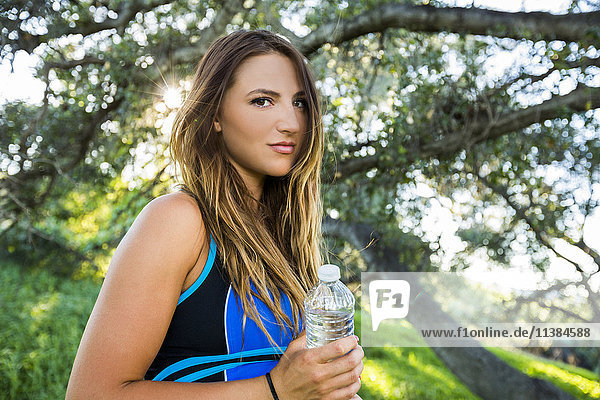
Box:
[169,30,324,345]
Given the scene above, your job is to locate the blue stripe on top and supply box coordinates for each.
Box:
[174,360,276,382]
[152,346,286,381]
[177,232,217,305]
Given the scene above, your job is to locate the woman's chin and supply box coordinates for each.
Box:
[267,171,291,178]
[266,166,294,177]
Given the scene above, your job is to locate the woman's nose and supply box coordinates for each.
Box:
[276,104,302,134]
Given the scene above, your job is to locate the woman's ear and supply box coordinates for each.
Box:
[213,119,222,133]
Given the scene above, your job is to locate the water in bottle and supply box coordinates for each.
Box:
[304,264,355,348]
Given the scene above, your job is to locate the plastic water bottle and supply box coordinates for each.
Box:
[304,264,355,348]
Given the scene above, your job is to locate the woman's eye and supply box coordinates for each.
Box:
[294,99,307,109]
[251,97,273,107]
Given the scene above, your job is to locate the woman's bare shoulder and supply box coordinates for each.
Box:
[143,191,204,228]
[66,191,208,397]
[125,191,207,265]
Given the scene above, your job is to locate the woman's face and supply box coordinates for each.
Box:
[215,53,308,191]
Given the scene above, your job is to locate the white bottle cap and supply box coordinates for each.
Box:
[318,264,341,282]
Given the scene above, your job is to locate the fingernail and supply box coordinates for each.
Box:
[354,335,359,343]
[359,374,362,380]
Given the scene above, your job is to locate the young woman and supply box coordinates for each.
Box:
[66,30,364,399]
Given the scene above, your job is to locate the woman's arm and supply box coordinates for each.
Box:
[66,192,274,399]
[66,192,363,400]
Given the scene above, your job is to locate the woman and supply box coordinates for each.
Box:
[66,30,363,399]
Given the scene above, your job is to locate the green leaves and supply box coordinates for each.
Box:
[2,0,600,282]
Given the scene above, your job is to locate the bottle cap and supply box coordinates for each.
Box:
[318,264,341,282]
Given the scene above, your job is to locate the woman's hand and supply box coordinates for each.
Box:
[269,333,364,400]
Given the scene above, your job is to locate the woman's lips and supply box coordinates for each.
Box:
[269,145,295,154]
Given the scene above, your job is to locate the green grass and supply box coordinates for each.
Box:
[355,311,479,399]
[0,262,100,399]
[0,263,597,399]
[490,347,600,400]
[355,344,600,400]
[359,346,480,399]
[355,306,600,400]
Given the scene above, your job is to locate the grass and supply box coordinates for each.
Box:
[355,304,600,399]
[0,262,100,399]
[491,347,600,400]
[355,344,600,400]
[355,311,479,399]
[359,346,480,399]
[0,262,597,399]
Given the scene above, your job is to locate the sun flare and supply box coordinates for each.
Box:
[163,87,182,109]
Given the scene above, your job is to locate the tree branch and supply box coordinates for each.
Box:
[333,85,600,180]
[16,0,174,52]
[474,170,586,273]
[571,238,600,270]
[1,95,124,218]
[506,277,600,323]
[495,56,600,95]
[298,3,600,56]
[171,0,248,65]
[25,224,100,271]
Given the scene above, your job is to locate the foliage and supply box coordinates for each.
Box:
[1,0,599,279]
[0,262,100,399]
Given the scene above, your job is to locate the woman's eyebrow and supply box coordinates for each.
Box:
[246,88,306,98]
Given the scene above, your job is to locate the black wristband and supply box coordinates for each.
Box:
[265,372,280,400]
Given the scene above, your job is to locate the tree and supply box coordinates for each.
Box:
[1,0,599,398]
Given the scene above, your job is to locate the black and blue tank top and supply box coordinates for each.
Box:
[144,233,301,382]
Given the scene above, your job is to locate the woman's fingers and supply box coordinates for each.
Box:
[325,358,363,391]
[325,345,363,377]
[325,378,361,400]
[308,337,363,398]
[312,335,359,364]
